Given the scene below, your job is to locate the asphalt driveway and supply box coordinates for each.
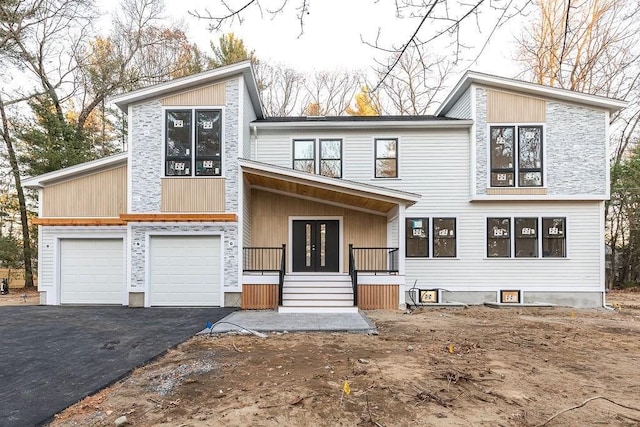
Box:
[0,306,235,426]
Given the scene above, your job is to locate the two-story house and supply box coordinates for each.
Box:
[24,61,627,311]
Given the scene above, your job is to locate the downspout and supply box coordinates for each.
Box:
[251,124,258,160]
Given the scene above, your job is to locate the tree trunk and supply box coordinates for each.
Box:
[0,97,34,288]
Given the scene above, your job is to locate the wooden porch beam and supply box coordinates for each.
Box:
[33,213,237,226]
[119,213,237,222]
[32,218,127,226]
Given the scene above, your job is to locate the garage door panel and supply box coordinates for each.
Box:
[60,238,124,305]
[149,236,221,306]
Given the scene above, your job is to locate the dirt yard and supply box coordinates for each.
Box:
[43,290,640,426]
[0,287,39,305]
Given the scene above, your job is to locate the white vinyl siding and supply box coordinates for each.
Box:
[445,88,472,119]
[149,235,221,306]
[242,79,256,158]
[405,202,603,292]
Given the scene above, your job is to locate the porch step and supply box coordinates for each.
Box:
[280,275,356,313]
[278,306,360,314]
[282,298,354,306]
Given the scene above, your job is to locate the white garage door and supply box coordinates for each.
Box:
[60,238,125,304]
[149,235,221,306]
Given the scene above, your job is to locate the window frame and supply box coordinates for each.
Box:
[514,217,539,258]
[406,217,429,258]
[432,217,457,258]
[487,217,511,258]
[374,138,398,178]
[164,107,224,178]
[486,216,567,259]
[542,217,566,258]
[319,138,342,178]
[292,139,316,174]
[292,138,343,178]
[489,124,544,188]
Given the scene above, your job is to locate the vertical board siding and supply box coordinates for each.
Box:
[242,178,252,247]
[161,178,225,212]
[42,166,127,217]
[358,285,399,309]
[486,89,546,123]
[250,189,387,272]
[446,88,472,119]
[160,82,226,106]
[242,284,278,309]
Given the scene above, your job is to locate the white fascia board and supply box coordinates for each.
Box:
[252,119,473,130]
[239,159,421,204]
[22,152,128,188]
[437,71,628,116]
[109,61,264,118]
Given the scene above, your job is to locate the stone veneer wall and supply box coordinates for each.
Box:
[128,223,238,291]
[130,100,163,212]
[474,87,607,196]
[127,78,242,295]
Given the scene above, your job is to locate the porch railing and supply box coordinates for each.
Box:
[243,244,286,306]
[349,245,400,307]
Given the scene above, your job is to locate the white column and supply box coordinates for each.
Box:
[397,203,406,309]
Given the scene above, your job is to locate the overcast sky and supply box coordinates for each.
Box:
[102,0,523,78]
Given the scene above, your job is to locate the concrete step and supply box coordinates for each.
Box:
[278,305,360,314]
[281,299,354,307]
[284,281,352,288]
[284,274,351,282]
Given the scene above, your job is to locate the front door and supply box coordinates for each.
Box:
[292,220,340,272]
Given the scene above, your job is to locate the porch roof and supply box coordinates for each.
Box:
[240,159,420,214]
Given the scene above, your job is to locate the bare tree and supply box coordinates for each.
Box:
[254,61,305,116]
[299,70,362,116]
[516,0,640,287]
[373,45,454,115]
[190,0,535,90]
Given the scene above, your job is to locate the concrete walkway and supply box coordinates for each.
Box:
[204,311,377,335]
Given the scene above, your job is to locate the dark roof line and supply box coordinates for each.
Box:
[254,115,461,123]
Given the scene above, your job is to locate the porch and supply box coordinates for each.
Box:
[242,245,402,313]
[239,159,419,313]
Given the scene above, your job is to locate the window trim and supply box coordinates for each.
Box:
[542,217,567,258]
[163,106,225,178]
[291,137,343,178]
[514,217,539,258]
[485,215,568,259]
[432,217,457,258]
[406,217,429,258]
[487,217,511,258]
[374,137,399,178]
[292,138,316,174]
[488,123,545,188]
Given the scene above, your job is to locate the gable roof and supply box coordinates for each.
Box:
[436,70,628,116]
[22,152,128,188]
[240,158,420,213]
[109,61,263,118]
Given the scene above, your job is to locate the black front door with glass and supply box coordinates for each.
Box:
[292,220,340,272]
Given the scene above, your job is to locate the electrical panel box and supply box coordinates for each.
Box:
[500,290,521,304]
